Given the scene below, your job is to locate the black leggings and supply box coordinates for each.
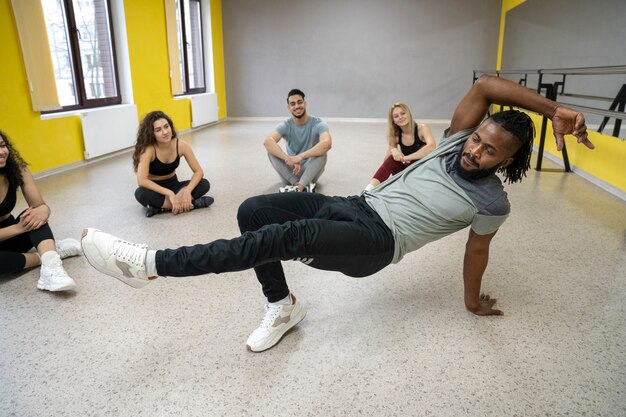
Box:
[155,193,395,302]
[134,175,211,208]
[0,214,55,275]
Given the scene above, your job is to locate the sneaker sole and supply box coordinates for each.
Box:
[81,228,152,289]
[246,304,307,352]
[37,281,76,292]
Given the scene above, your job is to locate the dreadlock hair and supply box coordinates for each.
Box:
[0,130,28,188]
[488,110,535,184]
[132,111,177,172]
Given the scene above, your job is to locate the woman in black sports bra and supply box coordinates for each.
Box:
[132,111,213,217]
[363,102,436,192]
[0,131,81,291]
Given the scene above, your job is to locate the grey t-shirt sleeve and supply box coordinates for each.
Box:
[316,121,330,135]
[275,121,288,138]
[471,213,508,235]
[471,192,510,234]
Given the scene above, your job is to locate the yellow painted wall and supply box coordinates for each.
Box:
[125,0,227,126]
[496,0,624,193]
[0,0,226,173]
[527,113,626,192]
[0,0,83,173]
[124,0,189,126]
[496,0,526,70]
[211,0,227,119]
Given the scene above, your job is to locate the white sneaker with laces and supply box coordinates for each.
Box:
[246,293,306,352]
[37,254,76,291]
[55,238,82,259]
[81,228,153,288]
[279,185,298,193]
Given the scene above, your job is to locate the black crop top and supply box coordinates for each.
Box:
[399,124,426,156]
[149,139,180,176]
[0,181,17,217]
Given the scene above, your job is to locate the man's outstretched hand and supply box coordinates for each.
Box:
[467,293,503,316]
[552,106,595,151]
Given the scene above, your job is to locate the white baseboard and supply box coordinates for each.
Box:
[225,116,450,125]
[33,147,133,180]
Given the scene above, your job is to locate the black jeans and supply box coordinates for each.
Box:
[155,193,395,302]
[0,213,55,275]
[134,175,211,208]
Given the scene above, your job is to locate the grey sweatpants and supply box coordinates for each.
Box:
[267,153,327,186]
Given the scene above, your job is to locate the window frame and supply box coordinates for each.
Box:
[44,0,122,113]
[177,0,206,95]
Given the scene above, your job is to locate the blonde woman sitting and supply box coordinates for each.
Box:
[363,103,436,192]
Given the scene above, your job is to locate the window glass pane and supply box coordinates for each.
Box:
[175,0,187,91]
[71,0,118,99]
[184,0,205,90]
[42,0,78,106]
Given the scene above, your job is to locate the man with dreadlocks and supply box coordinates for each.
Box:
[81,75,594,352]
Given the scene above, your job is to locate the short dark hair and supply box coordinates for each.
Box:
[488,110,536,184]
[287,89,305,102]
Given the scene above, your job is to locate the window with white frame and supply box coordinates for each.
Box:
[176,0,206,94]
[42,0,121,110]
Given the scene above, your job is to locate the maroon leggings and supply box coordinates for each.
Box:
[372,155,416,183]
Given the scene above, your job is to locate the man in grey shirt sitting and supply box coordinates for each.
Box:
[263,89,332,193]
[81,75,594,352]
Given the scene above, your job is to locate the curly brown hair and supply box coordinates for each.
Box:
[0,130,28,188]
[132,111,178,172]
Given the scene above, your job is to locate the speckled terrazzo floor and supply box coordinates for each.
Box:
[1,120,625,417]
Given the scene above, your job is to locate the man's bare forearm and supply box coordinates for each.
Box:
[476,75,559,117]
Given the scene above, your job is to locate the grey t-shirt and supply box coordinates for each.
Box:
[275,116,329,156]
[364,128,510,264]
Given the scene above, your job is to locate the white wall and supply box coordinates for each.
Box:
[222,0,501,119]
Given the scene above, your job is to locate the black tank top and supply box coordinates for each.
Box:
[149,139,180,176]
[399,124,426,155]
[0,181,17,217]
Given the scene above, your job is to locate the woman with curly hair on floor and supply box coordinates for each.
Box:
[132,110,214,217]
[0,131,81,291]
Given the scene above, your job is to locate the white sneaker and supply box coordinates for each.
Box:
[81,228,153,288]
[279,185,298,193]
[246,293,306,352]
[55,238,82,259]
[37,254,76,291]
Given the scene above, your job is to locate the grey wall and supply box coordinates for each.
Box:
[502,0,626,122]
[222,0,500,119]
